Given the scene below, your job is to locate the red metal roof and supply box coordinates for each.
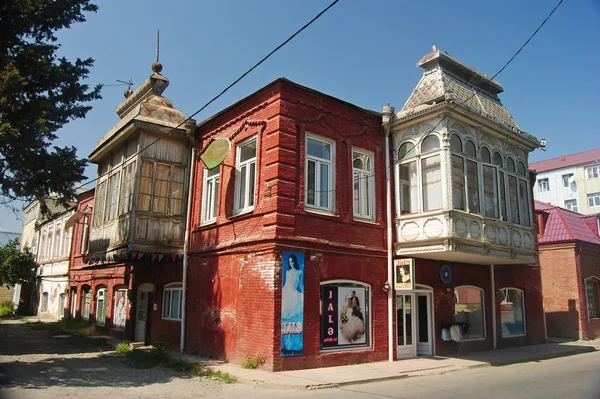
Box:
[529,148,600,172]
[535,201,600,244]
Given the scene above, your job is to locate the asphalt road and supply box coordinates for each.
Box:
[2,319,599,398]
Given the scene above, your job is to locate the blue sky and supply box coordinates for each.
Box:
[1,0,599,232]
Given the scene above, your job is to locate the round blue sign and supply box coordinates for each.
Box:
[440,263,452,285]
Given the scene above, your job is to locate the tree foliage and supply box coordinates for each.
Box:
[0,0,101,210]
[0,238,36,288]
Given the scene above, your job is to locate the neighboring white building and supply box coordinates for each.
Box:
[36,208,75,319]
[530,148,600,215]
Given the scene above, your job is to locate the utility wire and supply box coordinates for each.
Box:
[73,0,340,192]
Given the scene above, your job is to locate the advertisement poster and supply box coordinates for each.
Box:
[321,285,367,348]
[113,290,127,329]
[281,251,304,356]
[394,258,414,290]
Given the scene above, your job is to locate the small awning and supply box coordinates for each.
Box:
[65,211,92,229]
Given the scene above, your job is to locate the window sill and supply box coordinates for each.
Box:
[162,318,182,322]
[200,219,217,227]
[353,216,378,225]
[304,207,338,218]
[320,345,372,353]
[232,208,254,218]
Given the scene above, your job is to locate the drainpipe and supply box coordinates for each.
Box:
[181,119,196,352]
[490,264,497,349]
[382,105,395,362]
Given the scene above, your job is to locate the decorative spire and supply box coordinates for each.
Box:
[152,29,163,73]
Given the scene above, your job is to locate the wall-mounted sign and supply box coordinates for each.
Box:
[321,284,368,349]
[394,258,414,290]
[281,251,304,356]
[440,263,452,285]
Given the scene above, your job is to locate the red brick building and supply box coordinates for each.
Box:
[535,201,600,339]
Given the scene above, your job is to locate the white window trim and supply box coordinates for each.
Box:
[565,199,578,212]
[500,287,526,338]
[454,285,486,342]
[352,147,375,221]
[585,165,599,180]
[305,133,335,213]
[201,166,220,225]
[234,136,257,215]
[588,193,600,209]
[162,282,183,321]
[538,178,549,192]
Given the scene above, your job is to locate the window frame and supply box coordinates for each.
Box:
[137,160,185,215]
[162,282,183,321]
[352,148,375,221]
[500,287,526,338]
[562,173,573,188]
[585,278,599,320]
[305,134,335,212]
[537,178,549,192]
[454,285,486,341]
[565,199,578,213]
[201,166,220,224]
[587,193,600,209]
[585,165,600,180]
[234,136,258,215]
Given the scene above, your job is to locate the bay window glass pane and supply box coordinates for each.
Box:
[454,286,485,340]
[501,289,525,337]
[138,161,153,211]
[152,164,170,214]
[465,140,476,157]
[400,161,417,214]
[481,147,491,163]
[467,160,480,214]
[509,175,519,223]
[105,172,120,221]
[450,135,462,152]
[507,158,516,173]
[307,161,316,206]
[398,143,415,160]
[493,152,503,167]
[452,155,465,210]
[499,172,507,221]
[518,179,530,226]
[422,155,442,211]
[319,163,329,208]
[483,165,498,218]
[421,135,440,153]
[93,181,107,226]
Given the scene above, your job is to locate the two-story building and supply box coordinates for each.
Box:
[387,48,546,357]
[67,62,194,344]
[36,207,75,319]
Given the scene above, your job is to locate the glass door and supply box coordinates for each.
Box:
[416,293,432,356]
[396,294,413,358]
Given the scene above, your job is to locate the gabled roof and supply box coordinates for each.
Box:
[535,200,600,245]
[529,148,600,173]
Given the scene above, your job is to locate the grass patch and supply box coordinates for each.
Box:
[115,341,132,354]
[242,354,265,369]
[0,301,15,317]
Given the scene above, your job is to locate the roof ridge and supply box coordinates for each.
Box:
[530,147,600,166]
[556,207,576,241]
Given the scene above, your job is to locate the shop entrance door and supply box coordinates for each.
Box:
[396,288,433,359]
[396,294,413,359]
[416,293,432,356]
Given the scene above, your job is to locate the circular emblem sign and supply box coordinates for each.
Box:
[440,263,452,285]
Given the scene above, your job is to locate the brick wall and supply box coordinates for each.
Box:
[539,243,582,339]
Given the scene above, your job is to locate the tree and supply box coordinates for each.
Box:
[0,238,36,288]
[0,0,102,213]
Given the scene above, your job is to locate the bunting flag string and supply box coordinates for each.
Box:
[83,250,185,264]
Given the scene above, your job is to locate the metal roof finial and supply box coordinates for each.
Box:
[152,29,163,73]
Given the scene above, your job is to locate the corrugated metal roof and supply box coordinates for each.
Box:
[535,200,600,244]
[529,148,600,172]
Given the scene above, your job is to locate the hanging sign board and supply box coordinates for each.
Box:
[394,258,414,290]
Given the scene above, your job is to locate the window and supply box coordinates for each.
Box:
[235,137,257,213]
[201,166,220,224]
[466,160,480,214]
[483,165,498,218]
[586,165,600,180]
[465,140,476,157]
[137,161,185,215]
[41,292,49,313]
[113,289,127,329]
[585,279,599,319]
[481,147,491,163]
[93,181,107,227]
[454,286,485,340]
[320,281,370,350]
[82,289,91,320]
[562,173,573,188]
[452,155,466,210]
[163,283,183,321]
[450,135,462,152]
[500,288,525,337]
[422,154,442,211]
[81,216,90,254]
[306,135,334,211]
[508,175,519,224]
[59,294,65,319]
[517,162,526,176]
[421,135,440,153]
[53,229,62,259]
[518,179,531,226]
[105,171,121,221]
[96,288,107,326]
[538,178,549,192]
[399,161,418,214]
[565,199,578,213]
[352,150,374,219]
[398,142,416,160]
[588,193,600,208]
[119,160,136,215]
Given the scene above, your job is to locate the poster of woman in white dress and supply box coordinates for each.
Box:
[281,251,304,356]
[338,287,366,345]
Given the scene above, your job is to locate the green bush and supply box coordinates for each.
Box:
[0,300,15,317]
[241,354,265,369]
[115,342,132,354]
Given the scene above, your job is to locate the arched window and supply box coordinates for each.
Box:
[163,282,183,321]
[500,288,525,337]
[465,140,476,157]
[517,161,526,176]
[481,147,491,163]
[507,157,516,173]
[493,151,503,167]
[450,135,462,152]
[421,135,440,153]
[398,142,415,160]
[454,286,485,340]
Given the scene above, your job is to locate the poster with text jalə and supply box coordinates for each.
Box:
[281,251,304,356]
